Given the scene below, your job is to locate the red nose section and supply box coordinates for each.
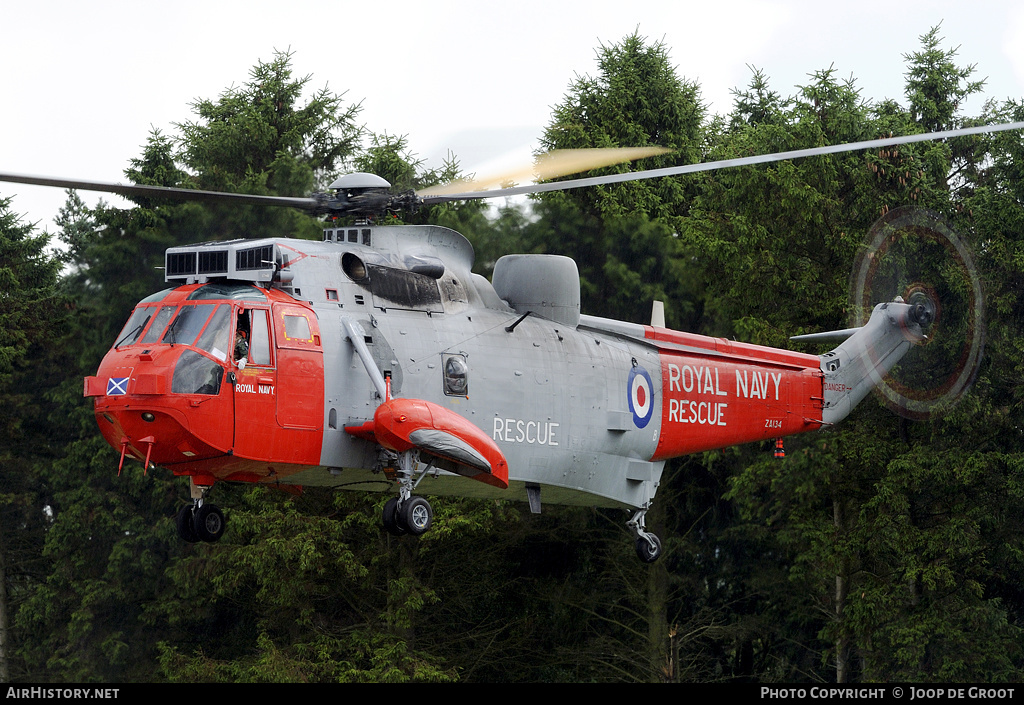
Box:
[347,398,509,489]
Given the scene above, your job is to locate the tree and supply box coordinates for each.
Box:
[904,25,985,133]
[178,50,362,241]
[524,32,716,681]
[13,30,1024,684]
[533,31,707,330]
[0,198,64,682]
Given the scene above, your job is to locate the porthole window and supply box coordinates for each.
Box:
[443,353,468,397]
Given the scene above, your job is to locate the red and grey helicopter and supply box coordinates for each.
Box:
[2,122,1019,561]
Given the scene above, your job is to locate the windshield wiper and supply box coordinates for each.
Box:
[114,321,148,349]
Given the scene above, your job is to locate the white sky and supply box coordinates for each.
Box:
[3,0,1023,232]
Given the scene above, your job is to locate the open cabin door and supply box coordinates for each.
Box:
[231,303,324,469]
[231,306,278,462]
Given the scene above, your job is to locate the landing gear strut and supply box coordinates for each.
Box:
[380,450,434,537]
[176,481,226,543]
[627,507,663,563]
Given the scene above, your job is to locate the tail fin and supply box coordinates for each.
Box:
[651,300,665,328]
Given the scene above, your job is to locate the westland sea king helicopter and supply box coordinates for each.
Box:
[3,121,1020,562]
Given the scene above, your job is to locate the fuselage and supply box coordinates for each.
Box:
[86,224,827,509]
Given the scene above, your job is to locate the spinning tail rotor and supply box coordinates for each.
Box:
[849,206,985,419]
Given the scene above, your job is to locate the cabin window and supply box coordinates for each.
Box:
[283,314,312,342]
[247,309,272,366]
[443,353,469,397]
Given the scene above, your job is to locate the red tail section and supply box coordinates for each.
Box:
[645,327,824,460]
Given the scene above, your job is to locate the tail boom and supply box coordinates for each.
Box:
[818,300,930,425]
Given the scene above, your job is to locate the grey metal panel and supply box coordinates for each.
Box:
[492,254,581,328]
[263,226,668,509]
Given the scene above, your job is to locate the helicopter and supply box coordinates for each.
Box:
[2,121,1020,562]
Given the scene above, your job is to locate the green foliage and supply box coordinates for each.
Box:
[904,26,985,132]
[179,50,361,192]
[705,27,1024,683]
[541,31,704,224]
[174,50,360,241]
[0,198,62,380]
[534,32,707,329]
[150,488,460,683]
[0,199,65,682]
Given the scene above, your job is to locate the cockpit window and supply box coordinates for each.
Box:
[140,306,176,345]
[138,288,174,304]
[172,349,224,395]
[162,304,216,346]
[114,307,155,348]
[195,304,231,362]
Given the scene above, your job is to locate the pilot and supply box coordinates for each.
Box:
[234,329,249,363]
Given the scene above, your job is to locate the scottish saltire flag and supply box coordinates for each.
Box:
[106,377,129,395]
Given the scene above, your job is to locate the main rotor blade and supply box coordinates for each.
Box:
[421,122,1024,204]
[418,146,671,196]
[0,172,318,210]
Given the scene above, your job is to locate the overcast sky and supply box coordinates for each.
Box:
[3,0,1023,232]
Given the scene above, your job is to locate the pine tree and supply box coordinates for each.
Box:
[0,198,64,682]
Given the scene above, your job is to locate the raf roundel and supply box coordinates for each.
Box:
[627,366,654,428]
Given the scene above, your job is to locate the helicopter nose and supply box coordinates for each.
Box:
[96,406,226,469]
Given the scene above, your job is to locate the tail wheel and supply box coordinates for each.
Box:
[635,534,663,563]
[194,504,226,543]
[850,206,984,419]
[399,496,433,536]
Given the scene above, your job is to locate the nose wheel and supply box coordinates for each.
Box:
[176,502,226,543]
[176,482,226,543]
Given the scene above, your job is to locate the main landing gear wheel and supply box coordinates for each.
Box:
[381,496,433,536]
[176,503,225,543]
[400,496,433,536]
[379,449,435,537]
[382,497,407,536]
[851,206,985,419]
[627,507,663,563]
